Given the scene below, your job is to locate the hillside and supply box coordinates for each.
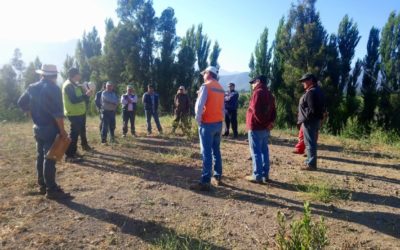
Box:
[0,117,399,249]
[219,72,251,91]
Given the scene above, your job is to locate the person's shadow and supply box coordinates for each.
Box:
[56,200,227,249]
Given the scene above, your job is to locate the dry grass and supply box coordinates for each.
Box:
[0,116,399,249]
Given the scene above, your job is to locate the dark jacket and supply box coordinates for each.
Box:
[224,90,239,111]
[246,84,276,131]
[297,85,326,124]
[18,79,64,127]
[95,90,103,110]
[142,92,159,111]
[174,93,190,114]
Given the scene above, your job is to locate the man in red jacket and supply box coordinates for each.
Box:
[245,75,276,183]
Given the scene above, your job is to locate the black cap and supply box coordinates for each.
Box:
[228,82,235,86]
[249,75,267,84]
[298,73,317,83]
[68,67,80,78]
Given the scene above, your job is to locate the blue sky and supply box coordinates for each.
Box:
[0,0,398,73]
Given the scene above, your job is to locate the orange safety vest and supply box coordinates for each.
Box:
[202,80,225,123]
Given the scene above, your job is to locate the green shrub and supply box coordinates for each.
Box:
[152,231,212,250]
[275,202,329,250]
[0,107,27,122]
[294,180,351,203]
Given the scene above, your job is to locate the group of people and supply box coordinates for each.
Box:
[18,63,325,198]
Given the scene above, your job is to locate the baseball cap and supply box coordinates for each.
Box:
[201,66,219,76]
[298,73,317,83]
[249,75,267,84]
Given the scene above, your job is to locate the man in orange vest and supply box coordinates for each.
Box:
[191,66,225,191]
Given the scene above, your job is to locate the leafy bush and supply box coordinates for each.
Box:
[275,202,329,250]
[0,107,27,122]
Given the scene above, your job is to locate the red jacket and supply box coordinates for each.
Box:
[246,83,276,131]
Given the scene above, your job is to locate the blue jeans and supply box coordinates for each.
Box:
[199,122,223,183]
[248,130,270,181]
[34,125,58,190]
[302,120,320,168]
[145,109,162,133]
[101,110,116,141]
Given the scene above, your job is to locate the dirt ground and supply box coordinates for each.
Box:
[0,117,399,249]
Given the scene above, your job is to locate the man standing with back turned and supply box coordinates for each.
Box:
[297,73,325,171]
[191,66,225,191]
[18,64,72,199]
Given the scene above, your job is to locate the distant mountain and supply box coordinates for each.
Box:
[0,39,78,70]
[219,72,250,91]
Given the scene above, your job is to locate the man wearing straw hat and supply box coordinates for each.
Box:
[17,64,73,200]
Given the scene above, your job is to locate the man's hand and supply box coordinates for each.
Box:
[86,89,93,96]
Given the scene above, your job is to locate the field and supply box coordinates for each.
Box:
[0,116,399,249]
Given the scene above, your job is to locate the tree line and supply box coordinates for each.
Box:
[0,0,221,119]
[249,0,400,136]
[1,0,399,137]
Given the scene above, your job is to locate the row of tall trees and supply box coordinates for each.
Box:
[0,0,222,119]
[250,0,400,135]
[67,0,221,112]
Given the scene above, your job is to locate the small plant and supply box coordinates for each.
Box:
[152,231,212,250]
[294,179,351,203]
[275,202,329,249]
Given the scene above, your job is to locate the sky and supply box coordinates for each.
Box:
[0,0,399,73]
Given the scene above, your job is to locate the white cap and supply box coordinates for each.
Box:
[201,66,219,76]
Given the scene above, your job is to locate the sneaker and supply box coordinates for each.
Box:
[147,132,152,136]
[211,177,221,187]
[101,139,107,144]
[46,186,73,200]
[39,186,46,195]
[65,156,83,163]
[245,175,263,184]
[300,165,317,171]
[262,177,271,184]
[131,132,137,137]
[122,134,127,138]
[82,145,93,151]
[189,182,211,192]
[222,132,229,137]
[158,131,163,135]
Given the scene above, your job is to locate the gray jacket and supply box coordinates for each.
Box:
[101,91,119,111]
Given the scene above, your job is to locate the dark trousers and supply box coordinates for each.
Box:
[101,110,116,141]
[80,115,89,147]
[224,109,238,136]
[66,115,86,157]
[122,110,136,135]
[172,111,190,134]
[98,112,103,133]
[34,125,58,191]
